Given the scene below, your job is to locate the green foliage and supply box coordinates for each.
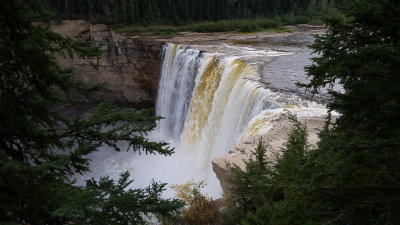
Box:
[239,116,314,225]
[281,13,296,25]
[191,19,281,33]
[223,139,274,224]
[53,172,181,224]
[241,204,272,225]
[273,115,310,189]
[45,0,342,26]
[0,0,182,224]
[114,19,283,36]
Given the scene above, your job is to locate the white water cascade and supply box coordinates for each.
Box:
[78,42,329,199]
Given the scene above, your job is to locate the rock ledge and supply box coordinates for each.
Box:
[212,116,326,195]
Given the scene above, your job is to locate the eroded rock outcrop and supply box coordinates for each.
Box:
[212,116,326,195]
[52,20,164,107]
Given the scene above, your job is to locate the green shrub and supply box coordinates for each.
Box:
[281,13,296,25]
[238,21,261,32]
[114,19,283,35]
[191,19,282,33]
[294,16,310,24]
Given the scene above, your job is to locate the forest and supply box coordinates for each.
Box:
[46,0,342,25]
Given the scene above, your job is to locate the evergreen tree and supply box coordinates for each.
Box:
[204,0,212,21]
[151,0,160,22]
[194,0,204,21]
[240,116,312,225]
[111,2,121,24]
[120,0,128,23]
[183,0,190,22]
[176,0,185,21]
[0,1,183,224]
[127,0,136,23]
[166,0,178,23]
[223,139,274,224]
[133,0,140,23]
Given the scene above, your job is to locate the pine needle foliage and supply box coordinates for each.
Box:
[223,139,274,224]
[0,1,182,224]
[241,115,313,225]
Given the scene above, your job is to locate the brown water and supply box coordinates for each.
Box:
[190,32,342,102]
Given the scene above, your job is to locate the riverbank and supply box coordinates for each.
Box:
[118,24,325,44]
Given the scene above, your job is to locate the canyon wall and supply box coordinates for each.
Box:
[52,20,164,107]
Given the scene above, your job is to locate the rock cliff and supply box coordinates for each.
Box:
[212,116,325,195]
[52,20,164,107]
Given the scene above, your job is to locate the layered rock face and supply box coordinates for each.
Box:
[212,116,325,195]
[52,20,164,107]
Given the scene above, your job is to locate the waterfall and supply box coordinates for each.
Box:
[155,43,327,196]
[155,45,208,141]
[77,42,328,199]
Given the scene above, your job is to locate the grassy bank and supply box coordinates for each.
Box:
[191,19,282,33]
[113,18,291,36]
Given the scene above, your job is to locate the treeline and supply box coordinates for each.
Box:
[46,0,341,25]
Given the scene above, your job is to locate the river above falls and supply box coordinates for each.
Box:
[190,33,340,101]
[154,24,342,101]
